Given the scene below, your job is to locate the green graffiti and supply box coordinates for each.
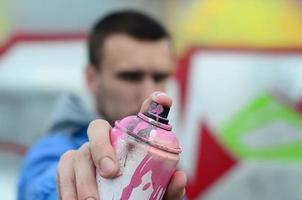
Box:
[220,93,302,162]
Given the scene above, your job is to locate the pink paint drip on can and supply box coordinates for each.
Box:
[97,100,181,200]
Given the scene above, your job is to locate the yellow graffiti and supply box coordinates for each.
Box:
[169,0,302,54]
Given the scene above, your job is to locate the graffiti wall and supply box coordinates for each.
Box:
[173,48,302,199]
[167,1,302,199]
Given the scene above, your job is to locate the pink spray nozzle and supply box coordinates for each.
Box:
[143,101,170,125]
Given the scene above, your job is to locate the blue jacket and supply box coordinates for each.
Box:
[18,126,88,200]
[18,93,97,200]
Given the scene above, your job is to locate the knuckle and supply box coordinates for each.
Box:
[63,149,76,158]
[58,150,75,168]
[76,143,91,159]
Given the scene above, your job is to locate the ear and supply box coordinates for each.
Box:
[85,65,98,93]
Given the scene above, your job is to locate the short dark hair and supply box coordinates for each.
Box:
[88,10,170,68]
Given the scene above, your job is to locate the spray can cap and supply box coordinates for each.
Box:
[143,101,170,125]
[116,100,181,154]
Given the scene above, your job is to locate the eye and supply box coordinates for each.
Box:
[153,73,170,83]
[116,71,145,83]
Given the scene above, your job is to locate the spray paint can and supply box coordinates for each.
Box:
[97,100,181,200]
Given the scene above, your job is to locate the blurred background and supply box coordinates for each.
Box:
[1,0,302,199]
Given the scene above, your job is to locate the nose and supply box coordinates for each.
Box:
[141,76,158,100]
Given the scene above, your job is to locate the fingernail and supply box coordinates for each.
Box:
[156,92,167,97]
[85,197,96,200]
[99,157,115,175]
[153,91,167,99]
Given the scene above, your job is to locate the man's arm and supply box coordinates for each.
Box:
[56,92,187,200]
[19,92,186,200]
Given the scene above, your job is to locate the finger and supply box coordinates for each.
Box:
[74,142,99,200]
[140,91,172,113]
[87,119,118,178]
[56,172,61,200]
[164,170,187,200]
[57,150,77,200]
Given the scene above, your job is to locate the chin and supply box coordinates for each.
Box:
[122,111,137,118]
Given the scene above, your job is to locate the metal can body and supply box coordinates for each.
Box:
[97,113,180,200]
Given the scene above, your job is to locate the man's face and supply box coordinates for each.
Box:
[87,34,174,124]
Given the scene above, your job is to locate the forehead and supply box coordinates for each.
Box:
[102,34,174,72]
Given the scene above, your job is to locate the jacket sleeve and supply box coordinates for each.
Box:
[18,134,78,200]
